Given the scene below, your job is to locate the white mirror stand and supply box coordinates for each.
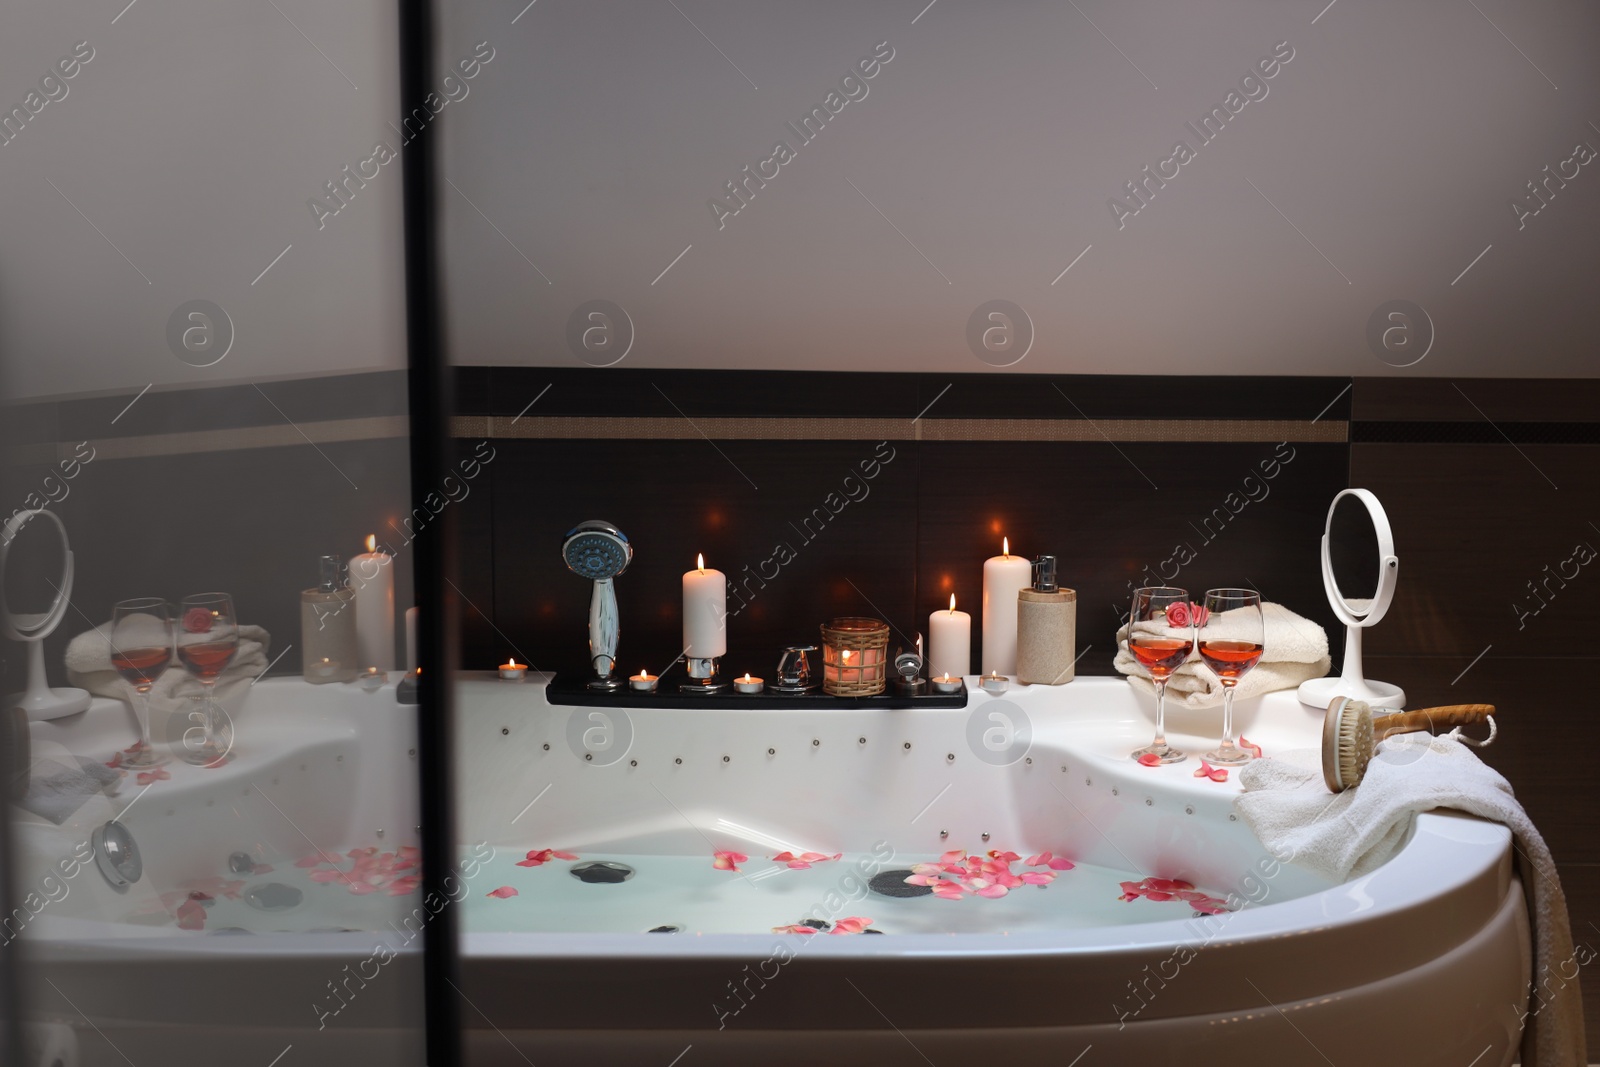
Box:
[1297,488,1406,710]
[2,509,92,720]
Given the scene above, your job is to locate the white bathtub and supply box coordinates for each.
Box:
[454,674,1530,1067]
[15,674,1530,1066]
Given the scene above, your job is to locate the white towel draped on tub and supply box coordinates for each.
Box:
[1235,734,1586,1067]
[1114,601,1330,709]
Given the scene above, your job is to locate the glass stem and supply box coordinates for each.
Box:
[202,682,218,754]
[1220,683,1236,751]
[137,687,153,747]
[1152,679,1168,750]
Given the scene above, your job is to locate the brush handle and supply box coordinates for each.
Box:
[1372,704,1496,739]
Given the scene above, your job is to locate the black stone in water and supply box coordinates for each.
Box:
[570,861,635,884]
[648,925,681,933]
[244,883,304,911]
[863,929,884,934]
[799,918,830,930]
[870,870,932,898]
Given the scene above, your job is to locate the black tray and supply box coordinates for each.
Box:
[544,675,968,709]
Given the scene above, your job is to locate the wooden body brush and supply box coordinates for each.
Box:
[1321,697,1497,793]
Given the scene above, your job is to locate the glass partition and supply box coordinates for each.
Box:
[1,2,428,1063]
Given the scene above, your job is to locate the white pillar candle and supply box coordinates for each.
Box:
[351,534,395,671]
[982,538,1030,677]
[404,606,419,672]
[928,594,971,680]
[682,554,727,659]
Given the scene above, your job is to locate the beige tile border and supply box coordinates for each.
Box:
[4,414,1344,466]
[462,415,1347,443]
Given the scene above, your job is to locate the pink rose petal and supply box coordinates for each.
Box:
[772,924,819,934]
[1193,760,1229,783]
[712,850,748,872]
[1238,736,1263,759]
[1136,753,1162,767]
[486,886,519,899]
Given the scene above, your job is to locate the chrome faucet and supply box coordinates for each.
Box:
[772,646,816,693]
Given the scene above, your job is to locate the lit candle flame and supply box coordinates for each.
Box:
[842,650,852,663]
[697,552,705,574]
[1002,537,1010,558]
[366,534,376,553]
[742,673,752,683]
[507,659,520,669]
[949,594,957,613]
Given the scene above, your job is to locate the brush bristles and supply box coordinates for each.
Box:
[1336,703,1375,789]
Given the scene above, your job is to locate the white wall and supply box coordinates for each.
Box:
[435,0,1600,376]
[0,0,406,401]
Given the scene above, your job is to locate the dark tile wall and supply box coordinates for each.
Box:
[457,368,1351,682]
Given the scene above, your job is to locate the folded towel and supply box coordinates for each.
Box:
[20,754,123,824]
[64,622,270,744]
[1235,735,1585,1067]
[1113,601,1330,709]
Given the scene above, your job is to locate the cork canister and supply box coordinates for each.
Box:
[1016,588,1077,685]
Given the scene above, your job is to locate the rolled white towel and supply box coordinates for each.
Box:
[1114,601,1330,709]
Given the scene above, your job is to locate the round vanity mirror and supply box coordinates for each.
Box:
[1,509,91,720]
[1297,489,1404,709]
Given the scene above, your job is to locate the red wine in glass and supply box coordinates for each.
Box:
[178,640,237,680]
[1130,638,1194,676]
[110,598,172,768]
[1128,587,1192,765]
[177,592,238,767]
[1198,640,1264,679]
[1200,589,1265,765]
[112,646,170,688]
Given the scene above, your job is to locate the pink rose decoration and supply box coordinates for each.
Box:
[712,850,748,873]
[486,886,519,899]
[1193,759,1229,783]
[182,607,212,633]
[1164,602,1209,628]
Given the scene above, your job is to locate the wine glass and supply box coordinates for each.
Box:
[109,598,173,768]
[1199,588,1264,765]
[1127,587,1192,764]
[176,593,238,766]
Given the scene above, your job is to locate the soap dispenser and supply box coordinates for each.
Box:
[301,554,359,684]
[1016,555,1077,685]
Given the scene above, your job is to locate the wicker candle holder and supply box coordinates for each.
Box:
[820,617,890,697]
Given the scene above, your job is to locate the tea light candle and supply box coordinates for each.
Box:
[982,538,1030,677]
[629,670,658,691]
[734,673,764,693]
[359,666,385,691]
[499,659,526,681]
[928,594,971,680]
[981,670,1009,694]
[931,673,963,694]
[310,656,338,681]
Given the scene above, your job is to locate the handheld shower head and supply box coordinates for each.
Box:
[562,521,632,688]
[562,520,632,580]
